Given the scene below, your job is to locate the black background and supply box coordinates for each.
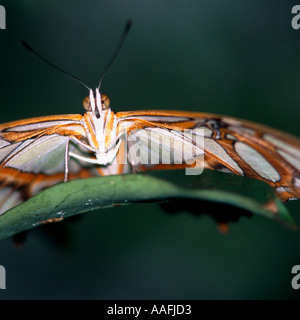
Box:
[0,1,300,299]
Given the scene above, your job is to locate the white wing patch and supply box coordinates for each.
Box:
[195,126,213,138]
[1,134,84,175]
[278,150,300,172]
[5,120,81,132]
[0,187,22,215]
[5,135,67,174]
[235,141,280,182]
[264,134,300,172]
[226,134,237,140]
[0,139,10,148]
[264,134,300,158]
[204,138,243,174]
[0,142,21,162]
[127,127,204,166]
[228,126,255,136]
[120,115,191,122]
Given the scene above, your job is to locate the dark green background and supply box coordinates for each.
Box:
[1,0,300,299]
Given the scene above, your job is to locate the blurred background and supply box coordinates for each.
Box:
[1,0,300,299]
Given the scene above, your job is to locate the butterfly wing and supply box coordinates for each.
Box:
[117,110,300,201]
[0,114,98,214]
[1,108,299,215]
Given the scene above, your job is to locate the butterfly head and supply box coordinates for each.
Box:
[83,88,111,118]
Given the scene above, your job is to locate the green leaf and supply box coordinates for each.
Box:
[0,170,297,241]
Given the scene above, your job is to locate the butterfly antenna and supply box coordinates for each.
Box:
[97,19,132,90]
[20,40,91,91]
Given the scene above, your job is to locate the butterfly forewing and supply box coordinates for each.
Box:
[0,114,101,214]
[117,110,300,201]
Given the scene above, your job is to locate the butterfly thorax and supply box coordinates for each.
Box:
[82,89,119,164]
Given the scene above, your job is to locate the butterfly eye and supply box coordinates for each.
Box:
[101,94,110,110]
[83,96,91,111]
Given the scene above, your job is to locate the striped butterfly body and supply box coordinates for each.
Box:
[1,87,300,216]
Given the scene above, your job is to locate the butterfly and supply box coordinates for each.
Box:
[1,85,300,215]
[1,21,300,217]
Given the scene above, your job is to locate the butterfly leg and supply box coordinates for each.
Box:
[68,135,100,164]
[70,140,123,165]
[105,131,126,153]
[68,152,101,164]
[63,136,99,182]
[64,136,70,182]
[69,136,98,153]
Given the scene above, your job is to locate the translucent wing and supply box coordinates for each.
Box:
[1,108,300,216]
[0,115,98,214]
[117,110,300,201]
